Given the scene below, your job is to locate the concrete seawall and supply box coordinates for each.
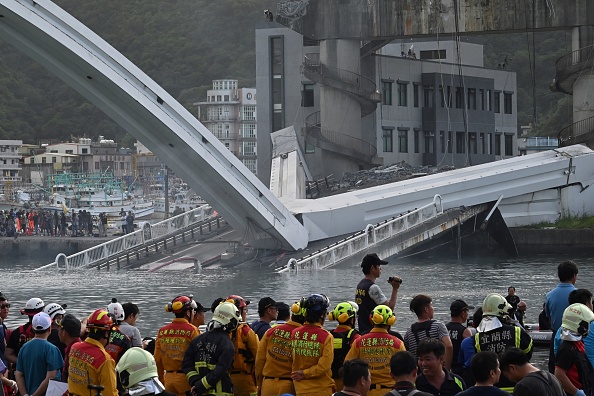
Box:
[510,228,594,254]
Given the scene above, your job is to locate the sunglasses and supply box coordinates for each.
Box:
[0,304,9,309]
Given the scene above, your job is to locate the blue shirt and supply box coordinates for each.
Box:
[545,283,576,332]
[553,326,594,368]
[16,338,63,395]
[459,336,476,368]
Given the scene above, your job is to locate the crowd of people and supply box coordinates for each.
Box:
[0,256,591,396]
[0,208,134,237]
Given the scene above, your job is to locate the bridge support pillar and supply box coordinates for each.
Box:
[571,27,594,125]
[319,39,364,177]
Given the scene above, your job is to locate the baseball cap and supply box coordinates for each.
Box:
[258,297,276,312]
[361,253,388,268]
[59,313,82,337]
[450,299,474,314]
[32,312,52,331]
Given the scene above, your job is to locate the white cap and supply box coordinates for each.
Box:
[32,312,52,331]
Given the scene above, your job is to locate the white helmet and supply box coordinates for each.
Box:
[107,298,125,321]
[44,303,66,320]
[482,293,512,317]
[21,298,45,316]
[562,303,594,336]
[211,302,240,332]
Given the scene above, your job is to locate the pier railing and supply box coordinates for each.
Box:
[34,206,214,271]
[277,195,443,273]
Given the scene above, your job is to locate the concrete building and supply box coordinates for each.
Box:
[42,137,133,176]
[0,140,23,184]
[255,22,518,184]
[194,79,258,175]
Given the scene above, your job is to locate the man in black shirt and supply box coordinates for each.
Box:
[415,338,466,396]
[500,347,564,396]
[334,359,372,396]
[446,299,473,375]
[384,351,433,396]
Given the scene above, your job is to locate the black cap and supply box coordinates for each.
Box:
[450,299,474,314]
[60,313,81,337]
[195,302,205,313]
[361,253,388,269]
[258,297,276,312]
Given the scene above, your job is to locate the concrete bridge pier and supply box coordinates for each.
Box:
[319,39,364,176]
[572,26,594,125]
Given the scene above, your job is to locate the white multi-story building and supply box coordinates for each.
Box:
[194,79,258,175]
[0,140,23,182]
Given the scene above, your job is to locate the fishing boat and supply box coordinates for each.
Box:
[43,171,154,219]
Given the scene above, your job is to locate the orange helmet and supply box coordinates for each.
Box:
[165,295,195,314]
[87,309,114,331]
[226,295,250,309]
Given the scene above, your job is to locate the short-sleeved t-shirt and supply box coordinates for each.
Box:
[513,371,565,396]
[16,338,63,395]
[555,340,588,390]
[456,386,511,396]
[404,320,450,358]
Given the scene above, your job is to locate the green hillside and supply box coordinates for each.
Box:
[0,1,573,146]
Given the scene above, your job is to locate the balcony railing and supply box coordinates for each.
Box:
[305,112,377,158]
[558,115,594,147]
[553,45,594,94]
[555,45,594,72]
[303,53,381,102]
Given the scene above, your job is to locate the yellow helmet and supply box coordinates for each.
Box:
[371,305,396,326]
[328,302,358,323]
[482,293,512,317]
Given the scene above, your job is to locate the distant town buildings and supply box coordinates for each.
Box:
[255,22,519,184]
[194,79,258,175]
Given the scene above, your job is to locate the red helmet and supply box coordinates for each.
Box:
[166,295,194,314]
[87,309,114,330]
[226,295,250,309]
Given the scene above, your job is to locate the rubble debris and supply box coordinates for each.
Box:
[306,161,455,198]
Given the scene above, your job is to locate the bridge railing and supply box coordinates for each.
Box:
[278,195,443,273]
[34,206,213,272]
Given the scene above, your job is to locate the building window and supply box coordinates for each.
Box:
[448,131,453,153]
[487,90,492,111]
[305,142,315,154]
[423,86,434,108]
[480,133,486,154]
[468,88,476,110]
[66,150,73,154]
[42,157,46,164]
[413,84,419,108]
[424,131,435,154]
[242,141,257,156]
[414,129,420,153]
[504,134,513,155]
[302,83,314,107]
[504,93,513,114]
[455,87,463,109]
[468,132,477,154]
[382,128,393,152]
[243,106,256,121]
[382,81,393,105]
[495,134,501,155]
[270,36,284,132]
[398,83,407,106]
[420,49,446,60]
[494,91,501,113]
[242,124,256,138]
[439,86,444,108]
[398,129,408,153]
[224,95,230,101]
[479,89,485,110]
[456,132,465,153]
[95,161,99,169]
[82,148,88,154]
[440,131,445,153]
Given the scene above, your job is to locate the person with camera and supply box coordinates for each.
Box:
[355,253,402,334]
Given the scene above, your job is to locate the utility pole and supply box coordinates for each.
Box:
[164,166,170,219]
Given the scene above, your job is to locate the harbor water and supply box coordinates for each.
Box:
[5,251,594,369]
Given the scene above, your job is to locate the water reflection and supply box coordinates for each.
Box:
[5,252,593,368]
